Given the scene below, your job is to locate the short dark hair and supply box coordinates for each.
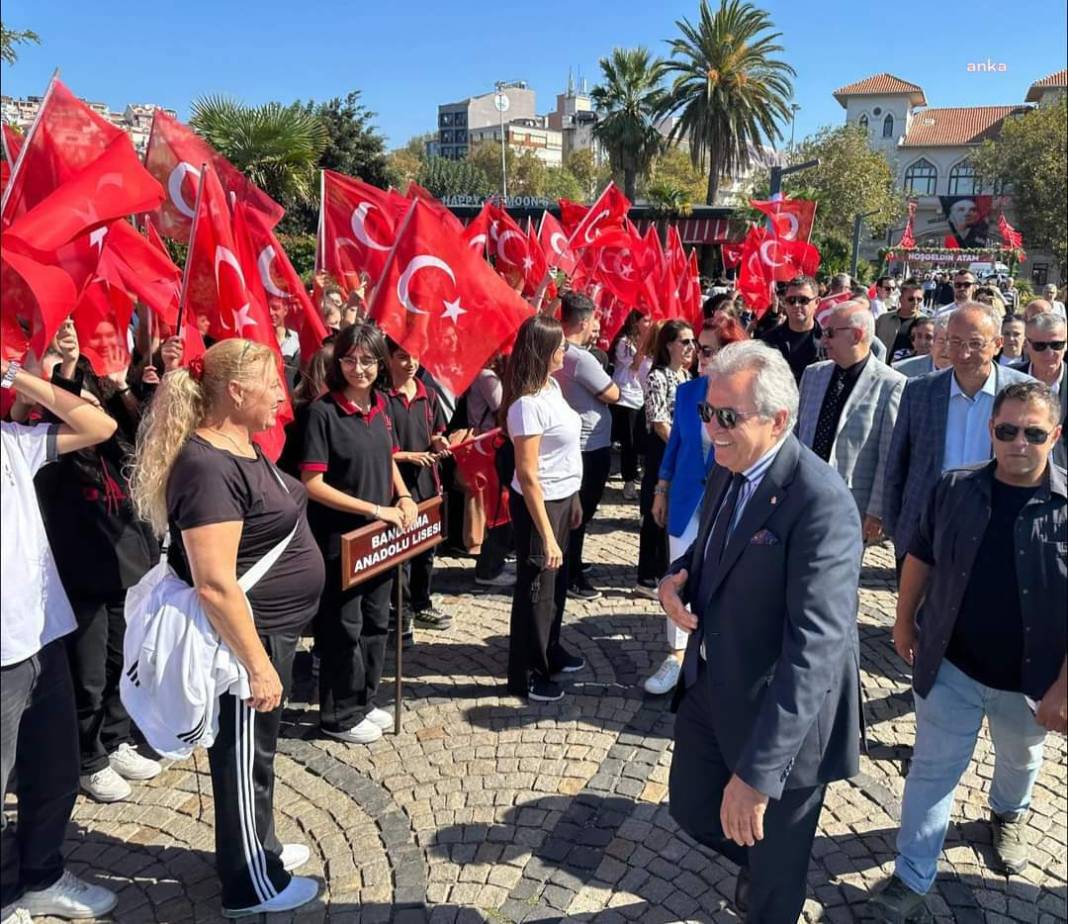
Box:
[560,291,595,327]
[785,275,817,296]
[954,269,976,281]
[876,275,894,288]
[326,321,391,393]
[992,381,1062,426]
[703,292,734,320]
[901,278,923,294]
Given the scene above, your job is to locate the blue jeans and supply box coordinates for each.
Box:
[895,659,1048,894]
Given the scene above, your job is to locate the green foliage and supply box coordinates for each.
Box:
[565,149,611,199]
[646,181,693,218]
[754,124,904,246]
[1013,279,1035,303]
[590,47,666,200]
[307,92,391,190]
[972,98,1068,273]
[276,232,317,280]
[1,22,39,65]
[645,146,707,203]
[659,0,794,205]
[387,134,433,188]
[810,234,850,277]
[541,166,584,201]
[417,156,492,198]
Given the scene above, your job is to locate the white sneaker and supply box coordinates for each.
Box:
[280,842,310,871]
[622,480,639,501]
[1,908,31,924]
[109,743,162,781]
[323,718,382,744]
[222,875,320,918]
[365,707,393,730]
[643,656,682,695]
[80,766,131,802]
[20,870,118,919]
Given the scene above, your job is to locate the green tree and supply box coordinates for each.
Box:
[541,166,584,201]
[754,124,903,246]
[565,149,611,199]
[189,95,327,207]
[1,22,39,65]
[973,98,1068,273]
[644,146,707,203]
[307,91,391,189]
[417,156,492,198]
[468,141,514,195]
[659,0,795,206]
[387,133,434,188]
[590,47,666,201]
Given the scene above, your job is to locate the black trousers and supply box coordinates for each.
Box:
[207,631,297,911]
[507,491,573,693]
[566,446,612,581]
[66,595,133,774]
[0,640,79,908]
[637,435,668,582]
[316,566,392,733]
[670,663,826,923]
[611,405,643,483]
[400,547,435,618]
[475,522,514,580]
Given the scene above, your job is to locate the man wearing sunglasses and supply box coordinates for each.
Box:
[1009,312,1067,467]
[884,303,1035,579]
[660,341,862,922]
[870,275,897,320]
[876,280,927,361]
[759,275,823,384]
[871,382,1066,922]
[934,269,976,317]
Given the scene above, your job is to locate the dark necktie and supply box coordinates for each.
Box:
[812,370,848,461]
[686,473,746,687]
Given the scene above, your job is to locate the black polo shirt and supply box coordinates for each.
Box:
[763,321,822,383]
[387,378,448,503]
[301,390,397,559]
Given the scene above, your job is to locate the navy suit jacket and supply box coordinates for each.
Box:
[667,434,863,800]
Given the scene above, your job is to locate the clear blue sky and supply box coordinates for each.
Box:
[4,0,1066,151]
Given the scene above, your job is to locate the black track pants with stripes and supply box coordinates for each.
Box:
[207,631,297,911]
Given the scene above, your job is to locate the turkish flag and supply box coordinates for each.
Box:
[998,213,1023,251]
[664,224,687,279]
[557,198,589,237]
[585,228,648,308]
[737,226,776,315]
[721,241,745,268]
[568,182,630,249]
[368,200,534,396]
[751,196,816,243]
[143,109,283,243]
[321,170,409,289]
[451,428,510,528]
[4,135,162,254]
[537,210,577,275]
[485,203,528,267]
[97,219,182,328]
[240,205,328,361]
[462,202,492,258]
[682,249,703,329]
[72,275,135,376]
[523,222,548,296]
[1,246,78,358]
[815,290,853,328]
[406,181,465,236]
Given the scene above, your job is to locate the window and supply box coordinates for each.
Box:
[948,161,978,195]
[440,112,451,127]
[858,114,869,131]
[454,129,467,143]
[904,158,937,195]
[882,114,894,138]
[440,130,452,144]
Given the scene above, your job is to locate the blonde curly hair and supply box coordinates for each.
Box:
[129,339,275,534]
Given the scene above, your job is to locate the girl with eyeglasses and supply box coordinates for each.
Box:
[299,323,417,745]
[635,320,696,599]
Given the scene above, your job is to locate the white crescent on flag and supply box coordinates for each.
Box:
[549,232,567,255]
[214,246,250,331]
[257,246,288,298]
[397,254,466,322]
[168,162,201,218]
[583,209,610,244]
[496,230,526,266]
[760,240,786,268]
[351,202,391,252]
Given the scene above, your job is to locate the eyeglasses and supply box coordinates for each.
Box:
[677,338,696,348]
[823,326,857,340]
[697,402,758,429]
[947,337,993,352]
[903,295,924,302]
[1028,339,1067,352]
[993,423,1051,444]
[879,285,897,292]
[953,281,976,289]
[339,355,378,370]
[698,345,718,359]
[784,296,814,306]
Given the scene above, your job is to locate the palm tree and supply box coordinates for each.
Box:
[189,96,328,206]
[659,0,795,206]
[590,48,666,202]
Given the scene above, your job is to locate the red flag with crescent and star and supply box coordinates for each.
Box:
[750,196,816,243]
[737,226,776,315]
[537,210,577,275]
[462,202,493,259]
[557,198,589,237]
[367,200,534,397]
[451,428,510,528]
[321,170,410,290]
[567,182,631,250]
[142,109,283,243]
[998,212,1024,252]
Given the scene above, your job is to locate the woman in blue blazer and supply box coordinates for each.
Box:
[643,315,748,694]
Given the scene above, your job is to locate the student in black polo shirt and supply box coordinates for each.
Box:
[300,323,418,745]
[386,338,453,635]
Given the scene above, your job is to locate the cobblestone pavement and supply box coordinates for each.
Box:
[29,476,1067,922]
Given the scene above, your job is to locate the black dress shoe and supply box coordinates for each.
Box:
[734,866,751,916]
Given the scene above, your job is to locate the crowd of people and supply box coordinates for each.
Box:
[1,256,1066,922]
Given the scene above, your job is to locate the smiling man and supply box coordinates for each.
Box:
[658,341,862,922]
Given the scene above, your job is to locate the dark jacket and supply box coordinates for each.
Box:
[668,435,863,799]
[909,460,1067,699]
[1009,359,1067,469]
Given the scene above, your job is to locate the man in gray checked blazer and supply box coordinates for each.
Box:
[798,301,907,544]
[883,303,1034,576]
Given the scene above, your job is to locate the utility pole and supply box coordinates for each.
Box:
[494,82,510,201]
[769,158,819,200]
[789,103,800,151]
[851,210,879,279]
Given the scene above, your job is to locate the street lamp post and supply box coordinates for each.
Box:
[789,103,800,151]
[494,82,510,201]
[769,158,819,199]
[850,210,880,279]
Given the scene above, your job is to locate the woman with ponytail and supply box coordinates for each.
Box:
[130,339,325,917]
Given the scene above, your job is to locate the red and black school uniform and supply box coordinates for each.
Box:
[301,390,397,735]
[387,379,448,622]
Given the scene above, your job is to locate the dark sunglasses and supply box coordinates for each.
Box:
[993,423,1051,444]
[784,296,814,306]
[698,345,717,358]
[953,281,975,288]
[1028,339,1066,352]
[697,402,757,429]
[677,338,697,347]
[903,295,924,302]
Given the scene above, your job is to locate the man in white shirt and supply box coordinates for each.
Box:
[1042,283,1066,319]
[934,269,977,317]
[1,361,120,923]
[1010,313,1067,467]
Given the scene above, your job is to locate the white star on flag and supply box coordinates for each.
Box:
[232,304,258,335]
[442,297,467,323]
[522,255,534,272]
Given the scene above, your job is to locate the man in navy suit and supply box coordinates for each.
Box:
[659,341,863,922]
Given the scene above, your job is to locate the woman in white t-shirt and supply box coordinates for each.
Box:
[609,310,650,501]
[503,316,585,703]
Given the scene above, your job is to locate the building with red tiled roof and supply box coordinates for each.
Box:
[834,70,1064,285]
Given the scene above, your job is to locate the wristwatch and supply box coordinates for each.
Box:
[653,485,669,497]
[0,361,21,390]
